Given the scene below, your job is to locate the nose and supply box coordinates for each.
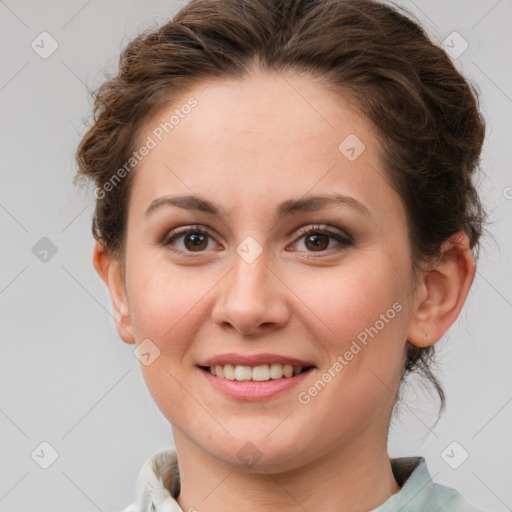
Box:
[211,250,290,336]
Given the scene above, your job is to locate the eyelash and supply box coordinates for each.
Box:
[162,224,354,257]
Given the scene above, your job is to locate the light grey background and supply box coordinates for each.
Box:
[0,1,511,511]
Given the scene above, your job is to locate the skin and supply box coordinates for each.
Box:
[93,68,475,511]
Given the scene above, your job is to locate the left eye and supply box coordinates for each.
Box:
[290,226,353,254]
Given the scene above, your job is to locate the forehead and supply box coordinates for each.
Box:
[149,70,379,154]
[130,69,397,221]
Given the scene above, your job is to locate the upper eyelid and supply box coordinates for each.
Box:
[293,224,353,242]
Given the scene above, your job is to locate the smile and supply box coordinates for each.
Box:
[198,364,316,400]
[201,363,313,381]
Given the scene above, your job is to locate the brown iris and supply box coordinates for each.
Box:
[305,233,329,251]
[184,232,208,251]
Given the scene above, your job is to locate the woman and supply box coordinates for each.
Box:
[74,0,486,510]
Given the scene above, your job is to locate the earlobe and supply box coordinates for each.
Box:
[92,241,135,345]
[406,232,476,348]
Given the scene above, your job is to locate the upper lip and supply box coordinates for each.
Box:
[198,353,316,368]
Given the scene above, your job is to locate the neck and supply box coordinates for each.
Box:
[173,428,400,512]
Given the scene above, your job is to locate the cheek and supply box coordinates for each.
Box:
[126,257,201,341]
[289,256,407,348]
[290,262,408,439]
[289,254,410,407]
[127,261,208,418]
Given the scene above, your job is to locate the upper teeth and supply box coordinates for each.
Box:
[209,364,304,381]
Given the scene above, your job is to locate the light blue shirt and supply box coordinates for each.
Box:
[122,449,484,512]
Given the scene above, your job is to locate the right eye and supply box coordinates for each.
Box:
[163,225,219,254]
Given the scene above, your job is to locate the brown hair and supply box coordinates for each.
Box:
[74,0,486,418]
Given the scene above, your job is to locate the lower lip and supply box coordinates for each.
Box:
[199,367,314,400]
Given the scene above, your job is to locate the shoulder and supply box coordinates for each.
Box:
[121,448,182,512]
[431,481,486,512]
[373,456,484,512]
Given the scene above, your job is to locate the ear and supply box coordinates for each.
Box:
[406,231,476,348]
[92,240,135,344]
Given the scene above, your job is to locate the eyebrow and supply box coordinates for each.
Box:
[145,193,373,221]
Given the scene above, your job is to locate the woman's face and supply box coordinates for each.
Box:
[113,69,423,470]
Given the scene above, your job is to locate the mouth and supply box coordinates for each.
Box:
[198,363,315,381]
[196,354,317,400]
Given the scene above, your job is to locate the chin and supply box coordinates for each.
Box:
[197,431,311,473]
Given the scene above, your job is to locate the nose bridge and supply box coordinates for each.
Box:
[212,243,288,333]
[230,247,269,297]
[225,208,273,295]
[227,244,272,310]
